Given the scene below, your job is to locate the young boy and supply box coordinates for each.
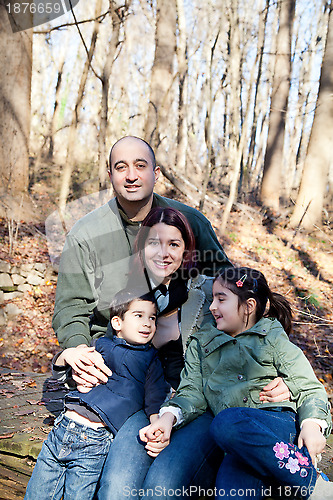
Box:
[24,289,169,500]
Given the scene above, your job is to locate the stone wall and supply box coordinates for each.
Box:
[0,260,57,325]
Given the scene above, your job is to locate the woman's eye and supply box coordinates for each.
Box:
[148,241,159,246]
[170,242,180,248]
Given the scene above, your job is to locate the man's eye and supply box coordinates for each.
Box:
[115,165,126,171]
[137,164,146,169]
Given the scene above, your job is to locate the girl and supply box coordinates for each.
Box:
[141,267,332,499]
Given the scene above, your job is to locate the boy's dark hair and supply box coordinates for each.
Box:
[215,267,293,334]
[109,288,157,321]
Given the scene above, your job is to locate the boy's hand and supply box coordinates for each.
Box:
[298,421,326,465]
[55,345,112,391]
[139,412,175,457]
[260,377,290,403]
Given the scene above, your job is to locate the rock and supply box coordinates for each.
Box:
[2,291,23,300]
[0,290,4,304]
[0,273,14,289]
[11,274,26,286]
[34,263,47,272]
[26,271,43,286]
[4,303,22,318]
[20,263,34,272]
[17,284,32,293]
[0,261,11,273]
[0,309,7,326]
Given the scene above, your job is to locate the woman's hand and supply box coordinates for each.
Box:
[298,420,326,465]
[259,377,290,403]
[55,344,112,392]
[139,412,175,457]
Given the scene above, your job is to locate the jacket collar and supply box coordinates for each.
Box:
[192,317,274,348]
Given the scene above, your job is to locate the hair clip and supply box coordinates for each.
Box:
[236,274,247,287]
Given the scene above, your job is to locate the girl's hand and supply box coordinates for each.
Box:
[56,345,112,391]
[139,412,175,457]
[298,421,326,465]
[259,377,290,403]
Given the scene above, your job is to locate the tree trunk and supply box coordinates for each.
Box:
[260,0,295,211]
[175,0,188,174]
[58,0,102,214]
[289,7,333,230]
[0,3,32,215]
[144,0,177,164]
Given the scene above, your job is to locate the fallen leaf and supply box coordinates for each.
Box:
[13,409,34,416]
[0,433,15,439]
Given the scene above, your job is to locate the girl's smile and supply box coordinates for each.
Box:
[209,281,255,337]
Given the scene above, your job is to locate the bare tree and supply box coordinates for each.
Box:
[0,2,32,216]
[290,5,332,229]
[144,0,177,166]
[260,0,295,211]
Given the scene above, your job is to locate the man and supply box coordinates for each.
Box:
[52,136,231,384]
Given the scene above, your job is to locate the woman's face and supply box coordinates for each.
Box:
[144,222,186,284]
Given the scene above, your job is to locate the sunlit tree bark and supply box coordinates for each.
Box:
[290,6,333,229]
[260,0,295,211]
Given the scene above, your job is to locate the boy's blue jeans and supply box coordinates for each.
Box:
[210,407,318,500]
[24,413,113,500]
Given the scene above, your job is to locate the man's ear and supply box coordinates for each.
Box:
[111,316,121,332]
[154,165,161,183]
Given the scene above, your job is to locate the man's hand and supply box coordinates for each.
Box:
[55,344,112,391]
[260,377,290,403]
[298,421,326,465]
[139,412,175,457]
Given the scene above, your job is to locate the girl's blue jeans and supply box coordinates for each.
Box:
[210,407,318,500]
[96,409,223,499]
[24,413,113,500]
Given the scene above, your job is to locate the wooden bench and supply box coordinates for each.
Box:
[1,368,332,499]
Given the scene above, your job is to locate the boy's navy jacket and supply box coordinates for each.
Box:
[65,335,170,434]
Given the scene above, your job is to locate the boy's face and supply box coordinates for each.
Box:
[111,299,157,345]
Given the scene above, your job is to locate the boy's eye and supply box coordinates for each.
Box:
[150,316,157,322]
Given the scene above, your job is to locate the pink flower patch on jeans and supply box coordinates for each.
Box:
[286,457,300,474]
[295,452,309,466]
[273,442,290,460]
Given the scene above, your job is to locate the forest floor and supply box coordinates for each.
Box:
[0,183,332,411]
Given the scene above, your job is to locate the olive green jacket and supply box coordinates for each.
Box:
[165,317,332,436]
[53,194,230,348]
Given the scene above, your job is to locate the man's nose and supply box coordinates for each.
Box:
[126,166,138,181]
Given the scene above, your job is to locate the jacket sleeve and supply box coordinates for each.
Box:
[144,354,171,417]
[52,233,98,348]
[162,338,208,426]
[271,330,332,436]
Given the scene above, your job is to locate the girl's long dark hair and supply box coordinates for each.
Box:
[215,267,293,334]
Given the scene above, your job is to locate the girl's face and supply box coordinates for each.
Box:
[144,223,186,284]
[209,280,254,337]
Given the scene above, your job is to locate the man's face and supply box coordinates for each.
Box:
[109,138,160,206]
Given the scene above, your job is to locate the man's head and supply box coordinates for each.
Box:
[108,136,160,214]
[109,289,157,345]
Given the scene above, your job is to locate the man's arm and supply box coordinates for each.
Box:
[52,233,98,348]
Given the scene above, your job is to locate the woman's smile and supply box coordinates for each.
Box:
[144,223,186,284]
